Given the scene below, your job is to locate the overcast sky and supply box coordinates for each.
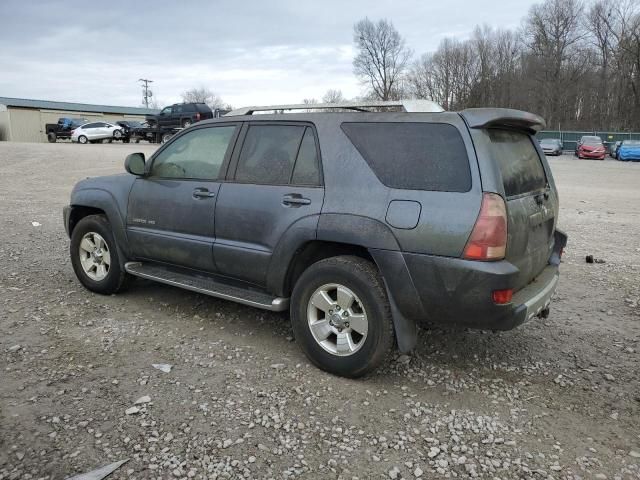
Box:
[0,0,538,109]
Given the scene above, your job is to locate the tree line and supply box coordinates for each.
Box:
[353,0,640,131]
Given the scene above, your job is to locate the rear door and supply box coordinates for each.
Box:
[483,129,557,289]
[213,122,324,286]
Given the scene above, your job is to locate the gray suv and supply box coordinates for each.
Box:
[63,101,567,378]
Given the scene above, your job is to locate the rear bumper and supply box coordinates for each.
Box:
[372,230,567,331]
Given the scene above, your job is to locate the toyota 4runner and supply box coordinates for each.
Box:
[63,100,567,378]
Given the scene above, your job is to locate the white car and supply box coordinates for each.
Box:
[71,122,123,144]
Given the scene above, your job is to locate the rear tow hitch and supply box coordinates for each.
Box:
[538,307,550,319]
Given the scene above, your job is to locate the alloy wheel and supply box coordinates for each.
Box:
[307,283,368,356]
[78,232,111,281]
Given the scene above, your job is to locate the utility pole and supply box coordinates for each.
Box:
[139,78,154,108]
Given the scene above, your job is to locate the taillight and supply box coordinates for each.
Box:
[463,193,508,261]
[492,289,513,304]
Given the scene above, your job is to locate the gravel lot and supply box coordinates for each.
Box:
[1,142,639,480]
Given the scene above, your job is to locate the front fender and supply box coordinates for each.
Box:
[71,187,131,258]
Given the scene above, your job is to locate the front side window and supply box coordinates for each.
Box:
[150,126,236,180]
[235,125,306,184]
[161,107,172,115]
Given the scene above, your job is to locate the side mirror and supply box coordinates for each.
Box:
[125,153,146,176]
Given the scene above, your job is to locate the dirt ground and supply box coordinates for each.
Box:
[0,142,639,480]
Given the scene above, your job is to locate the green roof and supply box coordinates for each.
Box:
[0,96,159,115]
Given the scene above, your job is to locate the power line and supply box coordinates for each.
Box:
[139,78,154,108]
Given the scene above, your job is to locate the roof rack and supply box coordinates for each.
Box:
[225,99,444,116]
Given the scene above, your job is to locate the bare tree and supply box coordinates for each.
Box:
[353,18,412,100]
[523,0,587,126]
[322,89,345,103]
[383,0,640,129]
[181,87,226,110]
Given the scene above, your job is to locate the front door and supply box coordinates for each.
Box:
[126,124,239,272]
[157,106,173,127]
[214,123,324,286]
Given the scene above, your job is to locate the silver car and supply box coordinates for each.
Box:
[71,122,123,144]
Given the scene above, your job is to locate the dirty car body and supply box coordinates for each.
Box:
[63,103,567,377]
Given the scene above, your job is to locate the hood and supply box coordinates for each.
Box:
[580,144,605,151]
[72,173,134,197]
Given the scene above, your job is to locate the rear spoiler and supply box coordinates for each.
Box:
[460,108,546,133]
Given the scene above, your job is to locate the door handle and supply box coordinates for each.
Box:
[193,188,215,199]
[282,194,311,206]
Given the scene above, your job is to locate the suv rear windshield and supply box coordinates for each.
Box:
[341,122,471,192]
[487,129,547,197]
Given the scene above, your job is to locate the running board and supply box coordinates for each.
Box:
[124,262,289,312]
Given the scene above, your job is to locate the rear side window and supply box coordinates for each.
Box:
[235,125,305,184]
[341,122,471,192]
[291,127,321,185]
[487,129,547,197]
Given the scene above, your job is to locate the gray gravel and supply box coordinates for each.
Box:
[0,142,639,479]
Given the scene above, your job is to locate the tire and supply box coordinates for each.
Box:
[47,132,57,143]
[113,129,122,139]
[78,135,88,144]
[290,256,395,378]
[161,132,173,143]
[182,119,192,128]
[70,214,131,295]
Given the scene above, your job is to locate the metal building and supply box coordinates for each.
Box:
[0,97,158,143]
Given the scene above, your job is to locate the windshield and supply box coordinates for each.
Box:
[622,140,640,146]
[582,137,602,145]
[540,139,559,145]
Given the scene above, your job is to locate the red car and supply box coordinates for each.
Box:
[576,136,606,160]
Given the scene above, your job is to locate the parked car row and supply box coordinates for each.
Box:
[45,103,221,145]
[538,135,640,161]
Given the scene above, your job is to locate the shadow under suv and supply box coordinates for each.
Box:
[63,100,567,378]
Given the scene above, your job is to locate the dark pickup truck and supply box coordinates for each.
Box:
[46,117,86,143]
